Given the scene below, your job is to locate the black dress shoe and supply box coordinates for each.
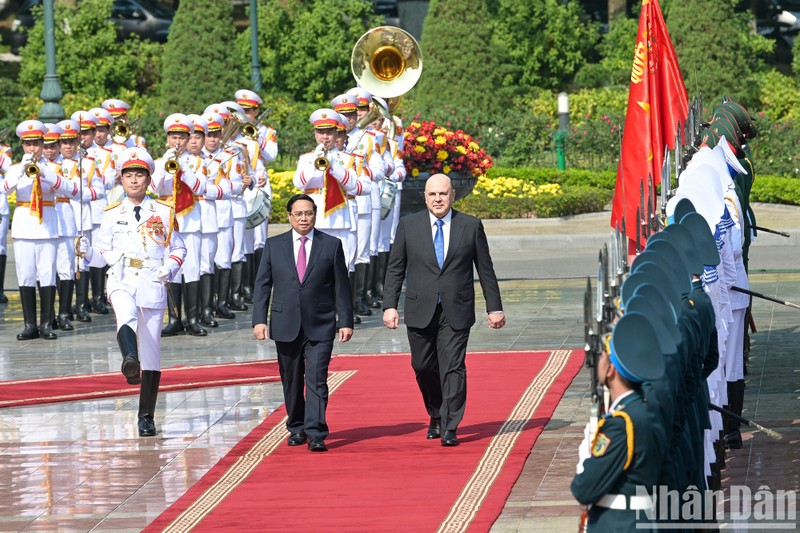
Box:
[308,436,328,452]
[138,416,156,437]
[287,432,307,446]
[441,430,459,447]
[426,417,441,440]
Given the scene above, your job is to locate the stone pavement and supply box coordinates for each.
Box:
[0,205,798,531]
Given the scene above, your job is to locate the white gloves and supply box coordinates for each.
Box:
[21,152,33,163]
[163,148,176,159]
[576,422,593,474]
[314,143,326,158]
[76,236,92,261]
[156,266,171,283]
[329,160,347,182]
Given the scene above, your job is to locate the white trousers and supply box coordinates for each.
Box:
[14,238,57,287]
[179,231,201,282]
[369,208,381,256]
[0,215,8,255]
[214,226,234,269]
[56,237,76,279]
[253,220,268,249]
[378,211,393,253]
[110,290,164,371]
[356,214,371,264]
[232,218,246,262]
[199,233,218,276]
[725,308,746,381]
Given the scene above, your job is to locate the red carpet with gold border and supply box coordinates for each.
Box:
[0,360,281,408]
[146,349,583,532]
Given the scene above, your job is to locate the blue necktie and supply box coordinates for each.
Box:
[434,219,445,269]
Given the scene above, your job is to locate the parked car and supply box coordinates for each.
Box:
[9,0,173,55]
[756,0,800,56]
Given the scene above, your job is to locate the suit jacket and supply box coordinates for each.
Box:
[252,229,353,342]
[383,209,502,330]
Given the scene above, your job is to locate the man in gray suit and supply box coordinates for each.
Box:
[383,174,505,447]
[252,194,354,452]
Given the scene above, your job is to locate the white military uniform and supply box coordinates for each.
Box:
[347,127,385,264]
[101,98,148,148]
[86,196,186,370]
[0,144,12,256]
[377,135,406,251]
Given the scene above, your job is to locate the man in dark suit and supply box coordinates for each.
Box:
[383,174,505,447]
[252,194,354,452]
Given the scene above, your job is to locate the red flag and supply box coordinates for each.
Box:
[172,170,196,217]
[610,0,688,245]
[323,169,348,217]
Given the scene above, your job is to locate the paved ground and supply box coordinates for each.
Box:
[0,205,798,531]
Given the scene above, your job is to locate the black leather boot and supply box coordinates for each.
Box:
[376,251,389,299]
[17,286,40,340]
[117,324,141,385]
[57,279,74,331]
[161,282,184,336]
[90,267,109,314]
[138,370,161,437]
[74,273,92,322]
[253,247,264,281]
[242,253,254,303]
[0,254,8,304]
[199,274,218,327]
[215,268,236,319]
[354,263,372,316]
[39,285,58,340]
[365,255,381,308]
[229,261,248,311]
[349,272,361,325]
[184,280,208,336]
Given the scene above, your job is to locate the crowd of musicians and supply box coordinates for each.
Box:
[0,87,405,341]
[571,99,761,531]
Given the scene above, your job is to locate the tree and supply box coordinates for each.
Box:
[664,0,772,107]
[159,0,248,111]
[410,0,513,129]
[237,0,383,103]
[18,0,162,103]
[491,0,601,91]
[574,13,638,88]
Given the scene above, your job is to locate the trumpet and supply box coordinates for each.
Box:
[25,162,40,179]
[164,147,185,174]
[314,151,329,171]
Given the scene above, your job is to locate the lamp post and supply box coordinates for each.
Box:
[554,92,569,171]
[38,0,65,122]
[249,0,263,91]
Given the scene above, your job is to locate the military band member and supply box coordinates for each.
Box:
[78,148,186,436]
[571,312,667,532]
[1,120,83,340]
[151,113,207,337]
[293,109,360,261]
[235,89,278,166]
[101,98,148,148]
[372,117,404,301]
[0,139,11,304]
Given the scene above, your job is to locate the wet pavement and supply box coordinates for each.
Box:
[0,205,798,531]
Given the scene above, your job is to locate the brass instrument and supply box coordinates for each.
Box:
[164,147,185,174]
[314,149,329,171]
[241,107,273,140]
[351,26,422,128]
[25,162,40,179]
[112,118,140,143]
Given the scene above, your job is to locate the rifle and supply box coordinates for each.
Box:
[731,286,800,310]
[708,403,781,440]
[639,181,647,241]
[753,225,790,238]
[660,145,671,223]
[647,173,657,233]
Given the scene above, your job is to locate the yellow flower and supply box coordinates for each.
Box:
[414,145,427,153]
[456,146,467,155]
[412,168,419,177]
[416,135,428,143]
[435,135,446,145]
[443,165,451,174]
[468,141,479,152]
[410,121,421,128]
[436,150,448,161]
[433,127,447,135]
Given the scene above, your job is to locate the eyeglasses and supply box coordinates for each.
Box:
[290,211,316,218]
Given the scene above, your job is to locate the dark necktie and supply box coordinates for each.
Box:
[134,206,141,222]
[434,219,444,269]
[297,235,308,281]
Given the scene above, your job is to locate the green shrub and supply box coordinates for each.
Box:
[533,186,611,218]
[751,176,800,205]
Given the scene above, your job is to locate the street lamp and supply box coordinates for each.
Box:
[555,92,569,170]
[38,0,65,122]
[249,0,263,91]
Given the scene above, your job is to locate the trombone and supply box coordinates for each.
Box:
[112,118,140,143]
[241,107,272,140]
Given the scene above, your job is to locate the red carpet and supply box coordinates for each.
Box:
[0,360,281,408]
[147,349,583,532]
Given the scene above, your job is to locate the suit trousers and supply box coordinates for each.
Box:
[275,328,333,438]
[406,304,471,432]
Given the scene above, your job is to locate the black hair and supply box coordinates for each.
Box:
[286,193,317,213]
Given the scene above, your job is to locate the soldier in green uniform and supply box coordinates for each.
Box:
[571,312,667,532]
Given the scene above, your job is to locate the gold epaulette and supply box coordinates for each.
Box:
[155,199,174,209]
[104,200,123,211]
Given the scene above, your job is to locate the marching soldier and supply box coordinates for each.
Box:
[78,147,186,436]
[1,120,83,340]
[0,136,11,304]
[101,98,148,148]
[571,312,668,531]
[150,113,208,337]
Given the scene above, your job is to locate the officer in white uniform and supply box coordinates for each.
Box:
[293,109,360,260]
[101,98,148,148]
[2,120,83,340]
[0,139,11,304]
[235,89,277,304]
[79,147,186,437]
[374,117,406,299]
[150,113,208,337]
[201,110,242,319]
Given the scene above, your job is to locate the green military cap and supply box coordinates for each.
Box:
[716,99,757,139]
[609,312,666,383]
[621,265,681,312]
[711,106,745,144]
[678,212,721,266]
[625,294,679,354]
[652,225,704,276]
[710,118,743,156]
[697,126,720,149]
[630,284,681,345]
[637,243,692,294]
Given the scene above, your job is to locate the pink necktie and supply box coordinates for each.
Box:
[297,236,308,281]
